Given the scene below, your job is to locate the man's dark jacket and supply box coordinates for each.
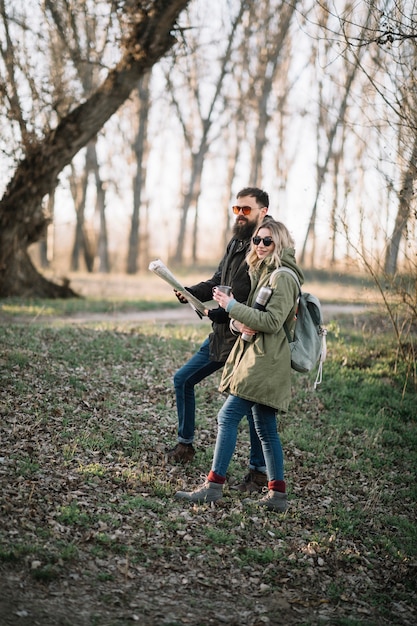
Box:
[186,237,252,362]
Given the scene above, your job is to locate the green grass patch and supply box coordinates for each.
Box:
[0,296,178,318]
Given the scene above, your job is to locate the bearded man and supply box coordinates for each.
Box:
[166,188,272,495]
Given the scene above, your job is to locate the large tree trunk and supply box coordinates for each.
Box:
[0,0,190,298]
[1,247,76,298]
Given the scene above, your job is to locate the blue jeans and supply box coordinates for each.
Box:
[211,394,284,481]
[173,337,266,471]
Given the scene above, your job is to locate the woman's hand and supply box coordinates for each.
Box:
[213,287,234,309]
[239,323,256,337]
[230,319,255,337]
[214,288,256,336]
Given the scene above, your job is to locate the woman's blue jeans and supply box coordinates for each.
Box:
[211,394,284,482]
[173,337,266,471]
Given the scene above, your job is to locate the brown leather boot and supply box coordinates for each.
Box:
[165,442,195,463]
[232,469,267,493]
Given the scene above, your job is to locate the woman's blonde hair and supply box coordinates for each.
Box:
[246,219,295,272]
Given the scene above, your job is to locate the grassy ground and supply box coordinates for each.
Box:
[0,275,416,626]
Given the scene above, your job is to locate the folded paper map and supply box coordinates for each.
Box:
[148,259,207,318]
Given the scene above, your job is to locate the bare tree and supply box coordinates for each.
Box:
[46,0,128,274]
[384,136,417,274]
[126,73,151,274]
[163,1,249,265]
[0,0,190,297]
[244,0,300,185]
[324,0,417,274]
[69,147,95,273]
[219,118,242,252]
[299,2,374,266]
[378,7,417,273]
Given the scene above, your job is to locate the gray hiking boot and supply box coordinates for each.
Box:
[231,469,267,493]
[175,481,223,503]
[246,489,288,513]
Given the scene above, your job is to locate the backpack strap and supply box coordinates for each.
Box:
[270,266,302,294]
[270,267,301,342]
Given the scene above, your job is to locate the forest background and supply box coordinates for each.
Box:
[0,0,416,295]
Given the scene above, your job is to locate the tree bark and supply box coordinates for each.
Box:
[70,149,93,273]
[127,74,151,274]
[0,0,190,297]
[94,159,110,274]
[39,193,55,269]
[384,136,417,275]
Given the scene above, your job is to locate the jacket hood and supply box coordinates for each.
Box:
[252,247,304,287]
[280,247,304,287]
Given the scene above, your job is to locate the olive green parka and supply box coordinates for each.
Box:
[218,247,304,412]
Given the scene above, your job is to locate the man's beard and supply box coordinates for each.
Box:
[233,219,257,240]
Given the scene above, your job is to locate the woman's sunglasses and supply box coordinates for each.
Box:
[252,236,273,247]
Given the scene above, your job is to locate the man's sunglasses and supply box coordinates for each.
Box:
[232,205,260,216]
[252,236,273,247]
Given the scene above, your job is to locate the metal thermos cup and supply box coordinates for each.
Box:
[241,286,273,342]
[215,285,232,296]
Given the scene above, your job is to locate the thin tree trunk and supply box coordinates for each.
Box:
[94,163,110,273]
[384,136,417,275]
[221,125,241,252]
[127,74,151,274]
[70,157,93,272]
[330,151,340,264]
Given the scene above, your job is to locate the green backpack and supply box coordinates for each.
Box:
[273,267,327,389]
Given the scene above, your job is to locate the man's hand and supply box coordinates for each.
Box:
[174,289,189,304]
[207,308,229,324]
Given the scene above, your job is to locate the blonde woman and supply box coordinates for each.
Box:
[175,220,304,512]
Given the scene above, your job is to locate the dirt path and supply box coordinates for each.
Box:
[43,303,371,325]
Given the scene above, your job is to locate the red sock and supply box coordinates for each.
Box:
[268,480,286,493]
[207,470,226,485]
